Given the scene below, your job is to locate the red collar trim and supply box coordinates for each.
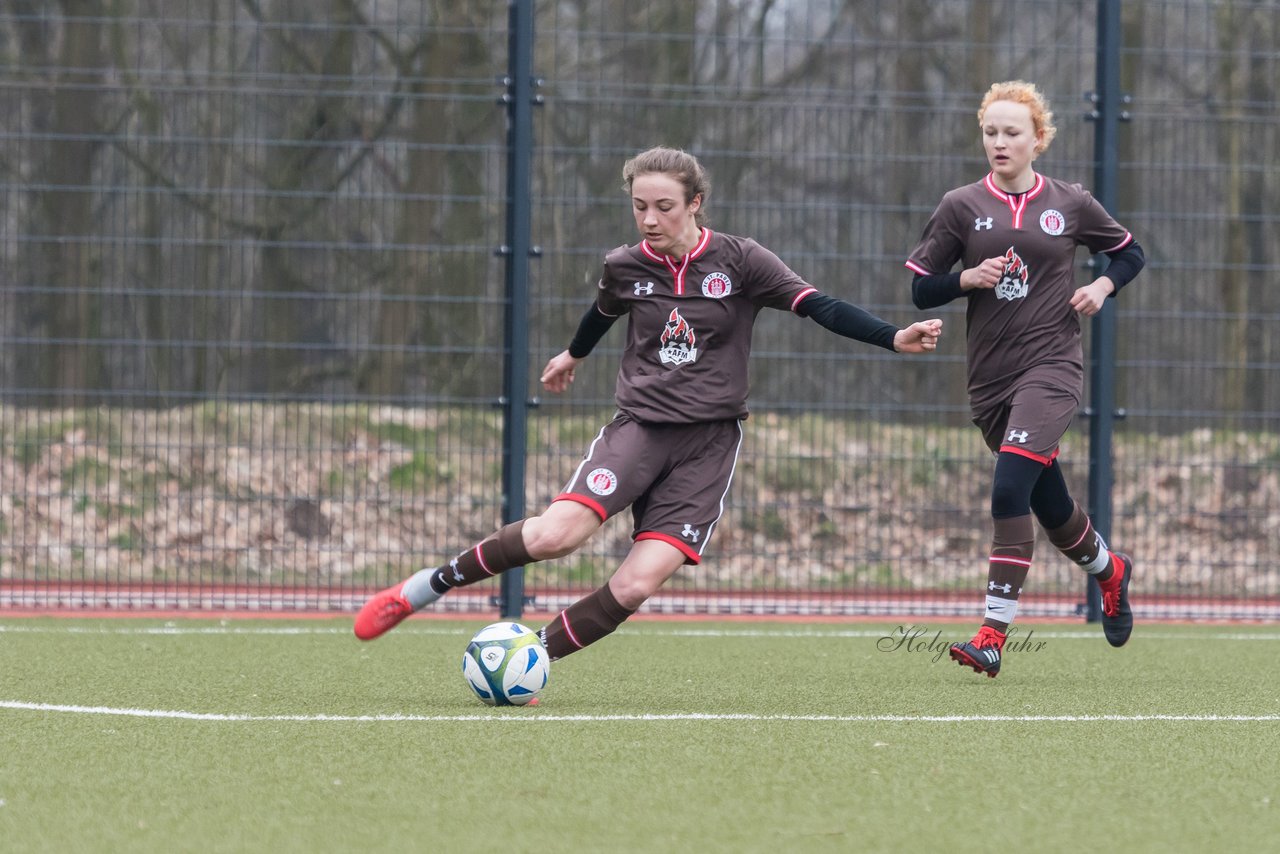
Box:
[983,174,1045,229]
[640,228,713,295]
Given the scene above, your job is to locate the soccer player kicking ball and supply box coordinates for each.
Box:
[356,146,943,661]
[904,81,1146,677]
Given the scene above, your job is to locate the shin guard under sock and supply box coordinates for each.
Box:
[539,583,636,661]
[1045,503,1112,577]
[984,514,1034,631]
[416,521,533,601]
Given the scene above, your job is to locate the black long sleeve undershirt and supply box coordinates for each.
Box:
[567,303,619,358]
[910,271,964,310]
[796,292,899,352]
[1098,241,1145,293]
[910,241,1146,310]
[568,292,900,358]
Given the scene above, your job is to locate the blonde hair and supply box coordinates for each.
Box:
[978,80,1057,155]
[622,147,710,225]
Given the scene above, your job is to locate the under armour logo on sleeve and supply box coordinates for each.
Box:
[975,217,994,230]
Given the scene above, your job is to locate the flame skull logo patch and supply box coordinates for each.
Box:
[995,246,1030,301]
[658,308,699,366]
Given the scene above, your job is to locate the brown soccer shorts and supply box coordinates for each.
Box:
[555,413,744,564]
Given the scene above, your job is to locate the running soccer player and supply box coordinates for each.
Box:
[355,146,943,660]
[905,81,1145,677]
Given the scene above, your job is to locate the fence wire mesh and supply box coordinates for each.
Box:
[0,1,1276,619]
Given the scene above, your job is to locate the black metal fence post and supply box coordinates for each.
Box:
[1084,0,1127,622]
[498,0,539,619]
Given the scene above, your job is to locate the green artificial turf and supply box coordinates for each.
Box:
[1,617,1277,853]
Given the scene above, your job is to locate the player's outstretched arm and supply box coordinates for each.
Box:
[892,319,943,353]
[542,300,620,394]
[797,293,941,354]
[540,350,583,394]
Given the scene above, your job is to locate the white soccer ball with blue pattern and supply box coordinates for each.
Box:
[461,622,549,706]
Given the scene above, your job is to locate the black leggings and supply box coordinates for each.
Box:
[991,453,1076,528]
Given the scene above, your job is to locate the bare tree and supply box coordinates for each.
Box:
[1214,0,1274,419]
[11,0,109,402]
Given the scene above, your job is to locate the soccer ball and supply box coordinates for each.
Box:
[461,622,550,706]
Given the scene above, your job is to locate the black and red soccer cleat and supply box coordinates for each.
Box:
[353,581,414,640]
[949,625,1007,678]
[1099,552,1135,647]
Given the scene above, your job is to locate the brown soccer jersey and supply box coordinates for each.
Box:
[905,173,1132,410]
[595,229,819,424]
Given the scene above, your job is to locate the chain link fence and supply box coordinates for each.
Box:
[1,1,1276,619]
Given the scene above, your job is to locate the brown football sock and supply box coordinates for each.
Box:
[539,583,636,661]
[430,520,533,593]
[983,515,1034,632]
[1045,503,1113,579]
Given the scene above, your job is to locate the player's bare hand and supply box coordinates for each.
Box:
[894,318,943,354]
[540,350,583,394]
[960,257,1006,290]
[1070,279,1115,317]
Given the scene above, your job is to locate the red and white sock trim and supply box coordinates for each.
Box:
[1066,521,1093,551]
[558,611,584,649]
[474,544,495,576]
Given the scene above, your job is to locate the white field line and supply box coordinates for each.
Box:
[1,701,1277,724]
[1,623,1279,642]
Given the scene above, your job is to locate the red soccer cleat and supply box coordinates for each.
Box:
[1098,552,1135,648]
[949,625,1007,678]
[354,582,414,640]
